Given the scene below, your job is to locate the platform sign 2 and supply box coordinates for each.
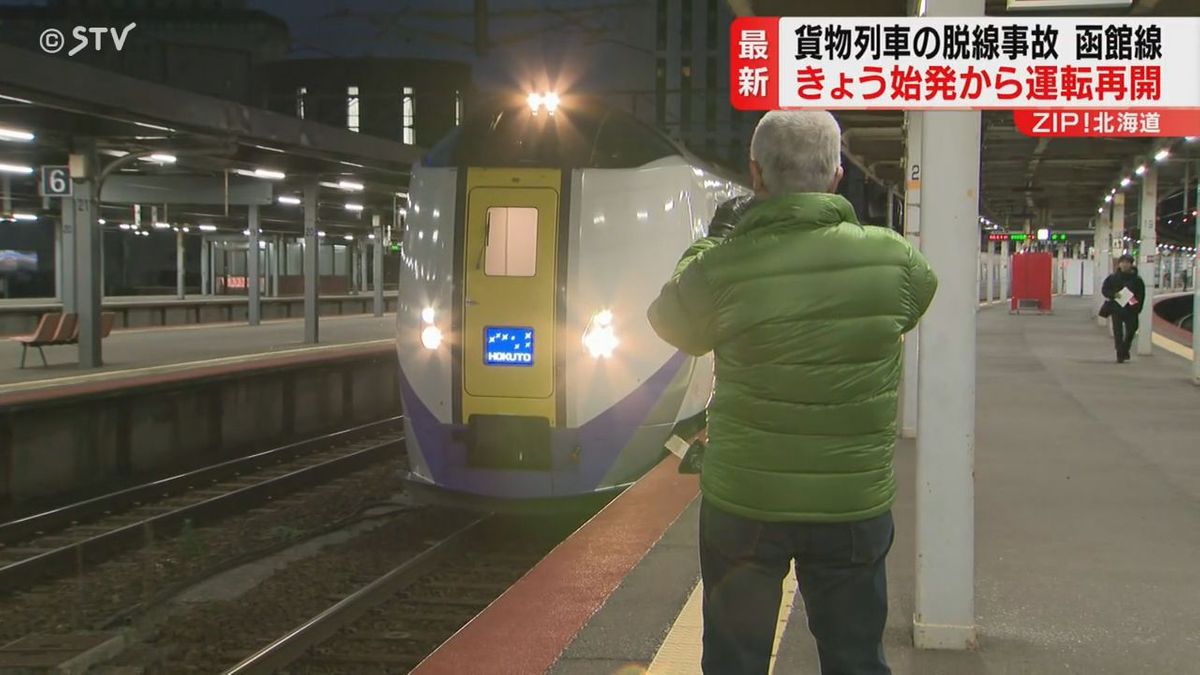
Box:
[39,166,72,197]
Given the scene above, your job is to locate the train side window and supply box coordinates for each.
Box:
[484,207,537,277]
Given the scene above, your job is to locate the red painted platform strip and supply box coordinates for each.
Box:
[0,343,394,409]
[413,456,699,675]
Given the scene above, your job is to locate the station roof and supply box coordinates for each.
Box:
[0,43,423,239]
[734,0,1200,235]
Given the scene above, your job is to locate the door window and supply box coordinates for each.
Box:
[484,206,538,277]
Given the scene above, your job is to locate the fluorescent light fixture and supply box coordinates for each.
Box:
[199,224,217,231]
[153,222,171,229]
[1185,137,1196,143]
[141,153,177,163]
[345,203,364,212]
[236,168,286,180]
[98,219,106,225]
[318,230,326,237]
[134,121,174,132]
[395,191,409,200]
[343,234,354,241]
[243,229,250,235]
[0,93,33,104]
[340,160,364,168]
[368,233,376,239]
[182,226,190,233]
[10,212,37,221]
[0,162,33,175]
[1104,195,1112,203]
[253,144,285,153]
[1154,148,1170,162]
[1098,207,1104,213]
[337,180,364,192]
[1135,165,1147,176]
[118,223,130,230]
[277,195,301,205]
[1120,177,1131,187]
[1007,0,1129,8]
[0,127,34,142]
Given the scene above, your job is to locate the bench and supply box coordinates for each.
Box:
[12,312,116,368]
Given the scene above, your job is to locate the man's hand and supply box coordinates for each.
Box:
[707,195,757,239]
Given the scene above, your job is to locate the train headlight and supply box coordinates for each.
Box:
[582,309,618,359]
[527,93,542,113]
[421,307,436,324]
[421,325,443,350]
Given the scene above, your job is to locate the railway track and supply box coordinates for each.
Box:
[0,417,405,594]
[222,514,585,674]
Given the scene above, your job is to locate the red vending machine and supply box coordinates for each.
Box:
[1009,252,1053,313]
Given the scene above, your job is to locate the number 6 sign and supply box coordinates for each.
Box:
[39,166,72,197]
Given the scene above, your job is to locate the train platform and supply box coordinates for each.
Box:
[415,295,1200,675]
[0,314,394,406]
[0,293,400,336]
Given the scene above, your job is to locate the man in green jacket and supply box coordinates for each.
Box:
[648,110,937,675]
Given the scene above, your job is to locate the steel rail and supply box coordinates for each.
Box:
[222,517,490,675]
[0,416,403,546]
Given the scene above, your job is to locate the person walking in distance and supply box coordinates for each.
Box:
[646,110,938,675]
[1101,253,1146,363]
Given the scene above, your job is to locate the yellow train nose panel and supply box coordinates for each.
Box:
[461,168,561,425]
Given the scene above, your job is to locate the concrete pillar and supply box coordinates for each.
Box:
[304,182,319,343]
[1192,164,1199,385]
[1095,208,1112,325]
[985,241,995,303]
[248,205,261,326]
[71,147,102,368]
[273,235,282,297]
[176,229,185,299]
[913,0,980,645]
[1137,167,1157,356]
[1055,244,1064,295]
[1000,238,1010,302]
[359,240,369,292]
[900,111,922,439]
[200,236,210,295]
[59,198,76,312]
[373,214,384,317]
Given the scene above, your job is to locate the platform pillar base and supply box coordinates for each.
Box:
[913,619,978,651]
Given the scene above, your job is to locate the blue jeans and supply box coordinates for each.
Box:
[699,499,894,675]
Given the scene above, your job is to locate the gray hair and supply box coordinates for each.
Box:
[749,110,842,195]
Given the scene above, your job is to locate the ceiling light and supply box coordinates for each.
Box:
[277,195,301,205]
[343,234,354,241]
[345,203,364,212]
[318,230,326,237]
[236,168,286,180]
[1154,149,1169,162]
[0,162,33,175]
[1120,177,1131,187]
[1104,195,1112,203]
[199,224,217,232]
[8,212,37,221]
[0,127,34,142]
[337,180,364,192]
[143,153,176,163]
[153,222,170,229]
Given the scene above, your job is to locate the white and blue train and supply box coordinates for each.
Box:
[394,92,751,505]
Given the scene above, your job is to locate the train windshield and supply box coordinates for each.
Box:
[422,99,684,170]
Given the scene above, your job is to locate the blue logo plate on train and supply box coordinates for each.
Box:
[485,326,534,367]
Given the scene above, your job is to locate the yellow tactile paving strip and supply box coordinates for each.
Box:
[647,570,799,675]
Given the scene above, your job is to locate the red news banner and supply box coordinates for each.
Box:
[730,16,1200,137]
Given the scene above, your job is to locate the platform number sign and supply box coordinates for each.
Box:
[39,166,72,197]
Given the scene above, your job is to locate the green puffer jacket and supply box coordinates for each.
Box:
[648,192,937,523]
